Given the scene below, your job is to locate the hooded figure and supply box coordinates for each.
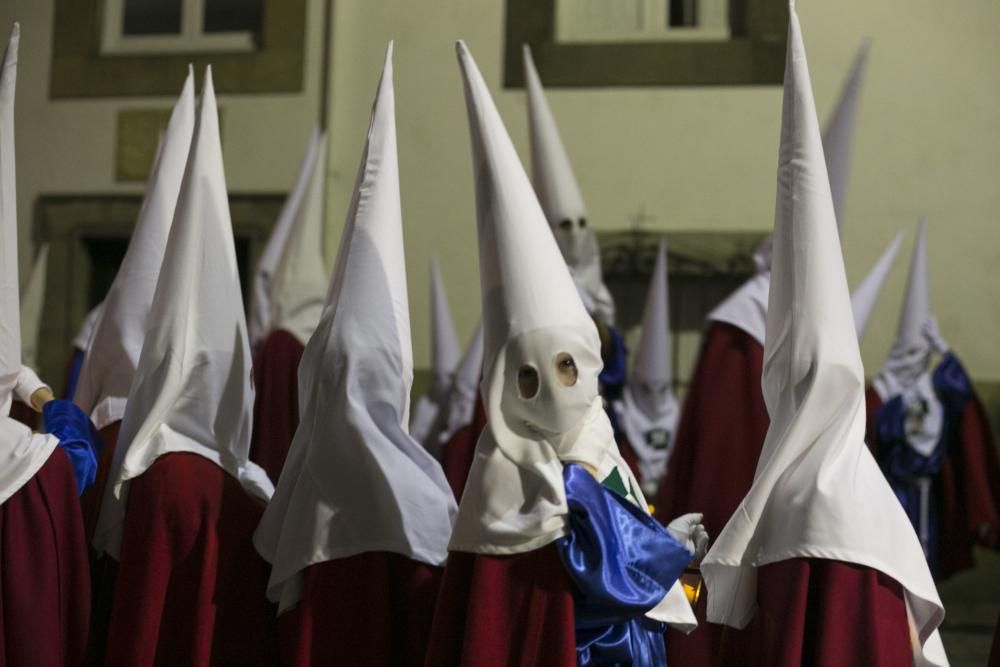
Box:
[425,42,705,667]
[612,240,678,497]
[253,46,458,665]
[74,69,195,537]
[866,219,1000,579]
[409,257,462,452]
[437,320,486,497]
[0,24,97,666]
[92,68,278,666]
[700,8,947,665]
[654,38,879,665]
[248,129,330,484]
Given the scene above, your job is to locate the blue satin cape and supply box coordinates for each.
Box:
[557,464,691,666]
[42,399,100,495]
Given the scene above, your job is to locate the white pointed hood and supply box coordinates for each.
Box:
[523,45,615,324]
[450,40,638,552]
[266,131,329,346]
[429,257,461,387]
[253,44,457,612]
[409,257,462,446]
[738,40,870,277]
[249,128,324,347]
[872,217,934,400]
[700,11,946,665]
[823,40,870,227]
[94,68,273,559]
[850,232,902,340]
[437,320,484,445]
[0,23,59,503]
[20,243,47,370]
[615,240,679,496]
[74,70,195,429]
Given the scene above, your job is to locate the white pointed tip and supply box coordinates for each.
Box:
[187,62,194,77]
[522,43,532,59]
[385,40,394,62]
[10,23,19,37]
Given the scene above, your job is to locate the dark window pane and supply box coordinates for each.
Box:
[204,0,263,42]
[123,0,182,35]
[668,0,698,27]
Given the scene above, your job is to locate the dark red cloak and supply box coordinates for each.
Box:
[423,545,577,667]
[8,400,37,431]
[0,447,90,666]
[79,420,120,541]
[279,553,441,666]
[104,452,278,666]
[250,329,305,485]
[440,396,486,500]
[866,384,1000,579]
[719,558,911,666]
[653,322,768,666]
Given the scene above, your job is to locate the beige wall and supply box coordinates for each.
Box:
[0,0,326,277]
[324,0,1000,381]
[2,0,999,381]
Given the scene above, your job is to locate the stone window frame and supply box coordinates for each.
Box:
[32,193,283,393]
[503,0,788,88]
[50,0,306,98]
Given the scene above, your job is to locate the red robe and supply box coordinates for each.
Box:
[8,400,37,431]
[719,558,912,666]
[0,447,90,666]
[105,452,278,665]
[250,329,305,485]
[440,396,486,500]
[423,545,577,666]
[654,322,768,666]
[279,553,441,666]
[866,385,1000,579]
[79,420,121,541]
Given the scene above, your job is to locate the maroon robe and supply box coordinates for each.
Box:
[80,420,120,541]
[865,385,1000,579]
[8,400,37,430]
[719,558,911,666]
[440,396,486,500]
[105,452,278,665]
[250,329,305,484]
[0,447,90,666]
[279,553,441,666]
[424,545,577,666]
[654,321,768,666]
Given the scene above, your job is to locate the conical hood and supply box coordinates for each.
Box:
[74,69,195,429]
[701,10,946,665]
[429,256,461,387]
[248,128,323,347]
[450,42,641,558]
[822,40,870,227]
[0,24,20,412]
[94,67,273,558]
[895,217,931,349]
[254,44,456,611]
[850,232,902,340]
[633,240,671,391]
[267,131,329,346]
[19,243,47,370]
[459,42,593,375]
[523,44,586,226]
[438,319,484,444]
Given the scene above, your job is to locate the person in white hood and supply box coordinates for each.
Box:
[93,67,278,666]
[701,6,946,664]
[0,23,98,667]
[867,218,1000,579]
[254,45,457,664]
[425,41,706,667]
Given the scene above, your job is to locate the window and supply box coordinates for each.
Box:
[556,0,729,43]
[102,0,264,55]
